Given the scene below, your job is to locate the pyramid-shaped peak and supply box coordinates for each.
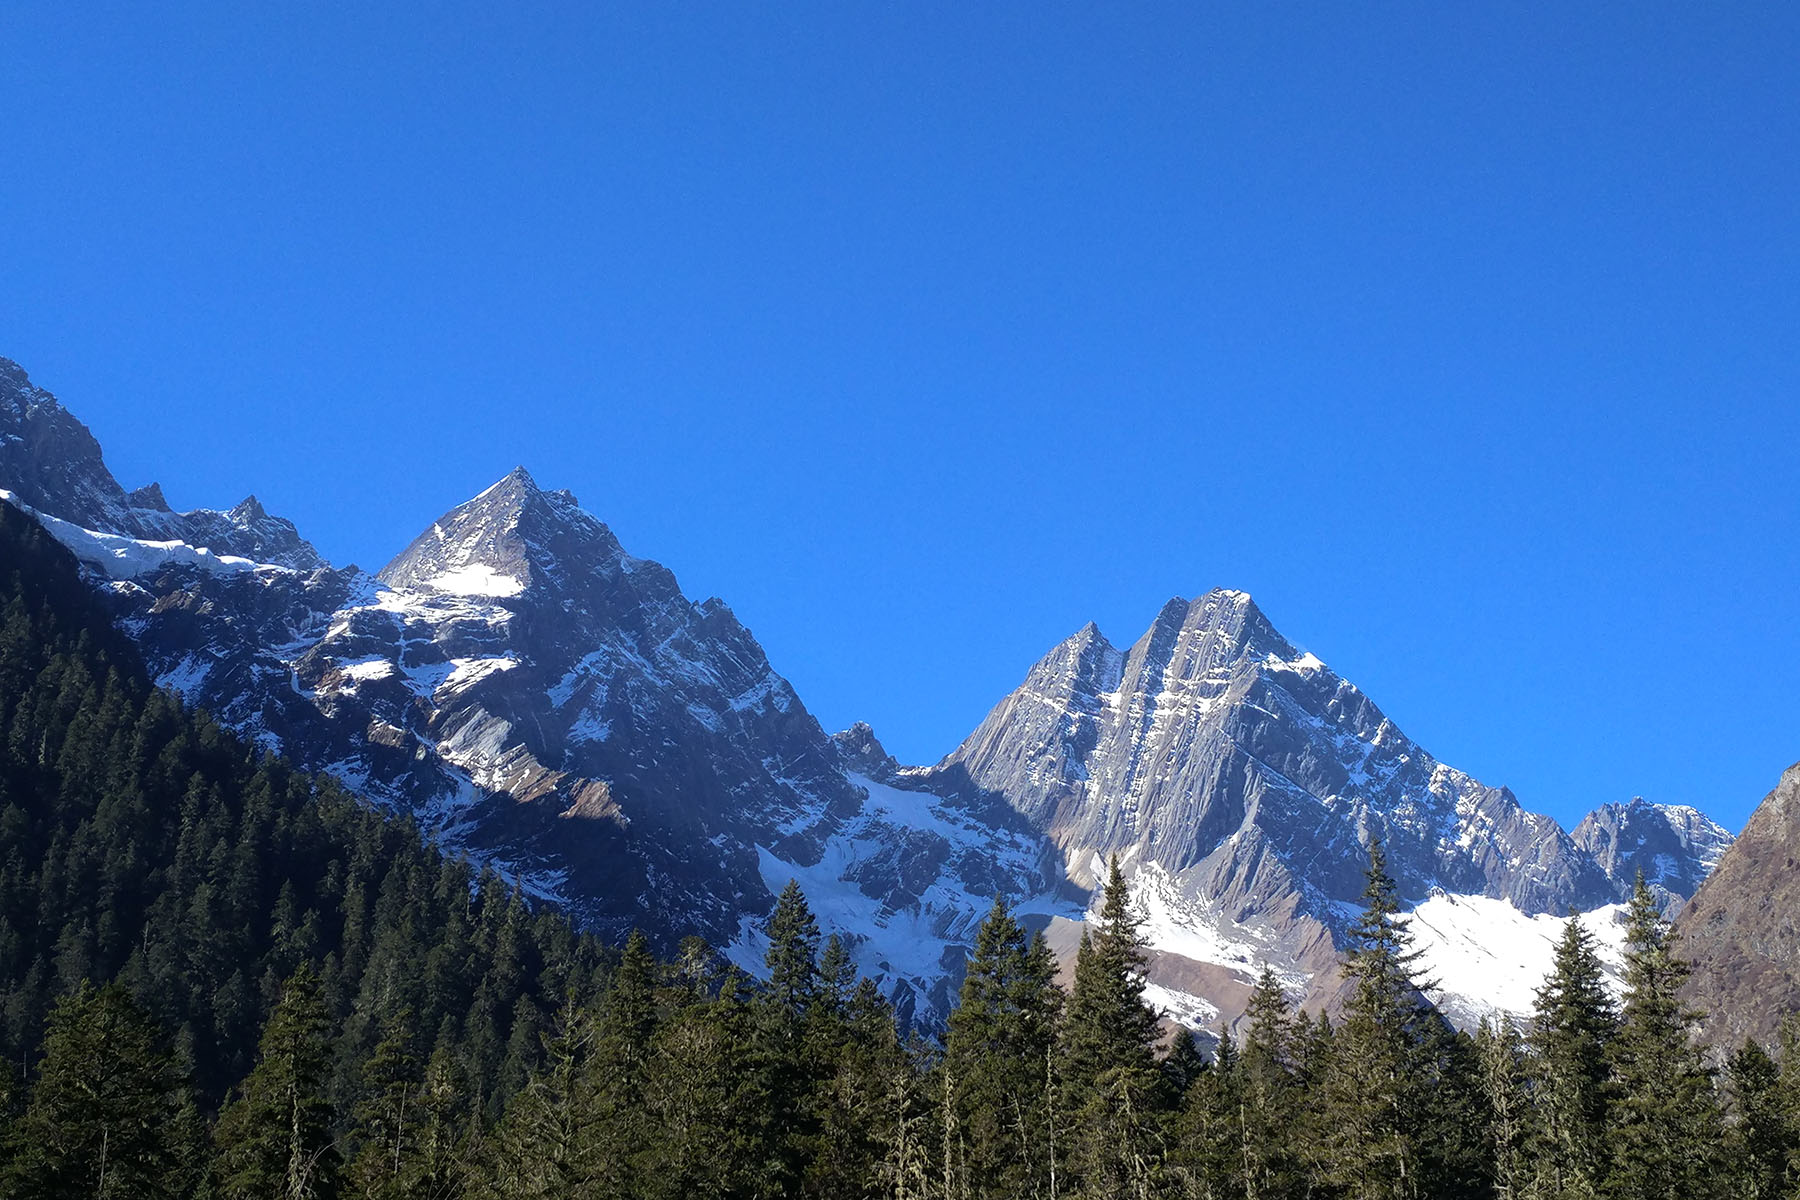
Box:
[1147,588,1292,655]
[126,482,171,512]
[229,494,268,523]
[377,467,618,596]
[467,465,542,505]
[1061,619,1116,652]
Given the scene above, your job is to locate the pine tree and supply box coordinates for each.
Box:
[1475,1015,1529,1200]
[1,982,200,1200]
[1236,966,1302,1200]
[1319,840,1432,1200]
[1724,1041,1789,1200]
[477,993,598,1199]
[943,896,1064,1199]
[1059,855,1164,1199]
[1527,914,1617,1200]
[212,963,342,1200]
[1605,874,1724,1200]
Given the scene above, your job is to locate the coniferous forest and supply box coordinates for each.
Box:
[2,495,1799,1200]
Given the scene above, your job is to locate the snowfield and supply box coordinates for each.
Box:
[1405,892,1631,1025]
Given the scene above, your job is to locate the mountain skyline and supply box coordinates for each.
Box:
[2,8,1794,1191]
[3,352,1782,834]
[0,354,1743,1032]
[8,6,1798,840]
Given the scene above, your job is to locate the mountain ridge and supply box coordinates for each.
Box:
[0,354,1743,1032]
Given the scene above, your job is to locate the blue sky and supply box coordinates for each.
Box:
[2,4,1795,830]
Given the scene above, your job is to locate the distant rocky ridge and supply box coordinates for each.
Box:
[0,359,324,570]
[1573,797,1734,910]
[0,355,1744,1032]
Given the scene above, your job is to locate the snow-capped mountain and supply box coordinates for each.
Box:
[914,592,1733,1027]
[0,355,1735,1031]
[1572,797,1733,909]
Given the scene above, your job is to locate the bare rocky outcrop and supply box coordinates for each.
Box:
[1676,763,1800,1049]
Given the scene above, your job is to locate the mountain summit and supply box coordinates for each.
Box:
[378,465,623,597]
[0,356,1740,1031]
[919,588,1671,1023]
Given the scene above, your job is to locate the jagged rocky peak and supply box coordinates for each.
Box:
[1572,796,1734,902]
[377,465,633,598]
[833,721,900,781]
[944,584,1634,921]
[0,356,136,533]
[1152,588,1296,662]
[168,494,327,572]
[0,356,326,571]
[126,481,171,511]
[944,587,1317,840]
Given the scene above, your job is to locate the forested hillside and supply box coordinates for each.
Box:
[1,492,1798,1199]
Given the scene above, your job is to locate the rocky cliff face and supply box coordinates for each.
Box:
[1676,763,1800,1049]
[1573,797,1734,911]
[0,354,1740,1031]
[921,590,1725,1023]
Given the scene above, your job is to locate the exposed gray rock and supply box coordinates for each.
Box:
[1572,797,1734,912]
[925,589,1722,1019]
[833,722,901,782]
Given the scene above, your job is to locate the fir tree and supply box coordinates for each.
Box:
[1528,914,1617,1200]
[636,966,778,1199]
[1319,839,1433,1200]
[1059,854,1164,1200]
[1724,1041,1790,1200]
[1237,966,1302,1200]
[588,929,658,1195]
[943,896,1063,1199]
[477,994,598,1199]
[1475,1015,1529,1200]
[807,978,910,1198]
[763,878,823,1025]
[405,1043,470,1200]
[212,963,342,1200]
[1169,1030,1242,1200]
[758,879,825,1193]
[1606,874,1724,1200]
[1,982,200,1200]
[1412,1016,1493,1200]
[1161,1026,1208,1101]
[348,1011,423,1200]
